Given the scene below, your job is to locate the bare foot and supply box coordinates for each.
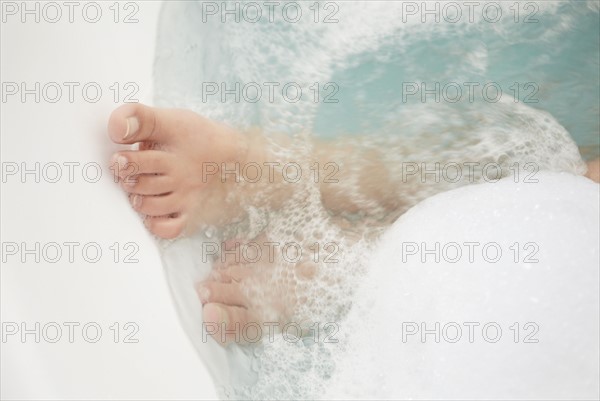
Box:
[585,158,600,183]
[108,103,255,238]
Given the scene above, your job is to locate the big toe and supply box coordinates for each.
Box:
[108,103,172,145]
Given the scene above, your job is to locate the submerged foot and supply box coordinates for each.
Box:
[195,213,368,347]
[196,235,321,346]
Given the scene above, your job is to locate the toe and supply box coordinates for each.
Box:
[108,103,203,145]
[212,264,253,283]
[130,193,181,216]
[196,281,247,307]
[203,303,259,345]
[121,174,176,195]
[113,150,174,176]
[143,215,186,239]
[108,103,163,144]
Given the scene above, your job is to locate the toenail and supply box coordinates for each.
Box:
[111,153,127,170]
[123,117,139,140]
[116,155,128,170]
[131,195,142,208]
[197,286,210,303]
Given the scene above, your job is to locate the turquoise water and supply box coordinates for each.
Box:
[314,2,599,154]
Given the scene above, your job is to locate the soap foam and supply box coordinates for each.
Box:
[328,172,600,399]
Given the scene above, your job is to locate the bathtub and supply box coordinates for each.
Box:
[0,2,216,399]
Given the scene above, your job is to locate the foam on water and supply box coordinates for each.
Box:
[153,1,599,399]
[328,172,600,399]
